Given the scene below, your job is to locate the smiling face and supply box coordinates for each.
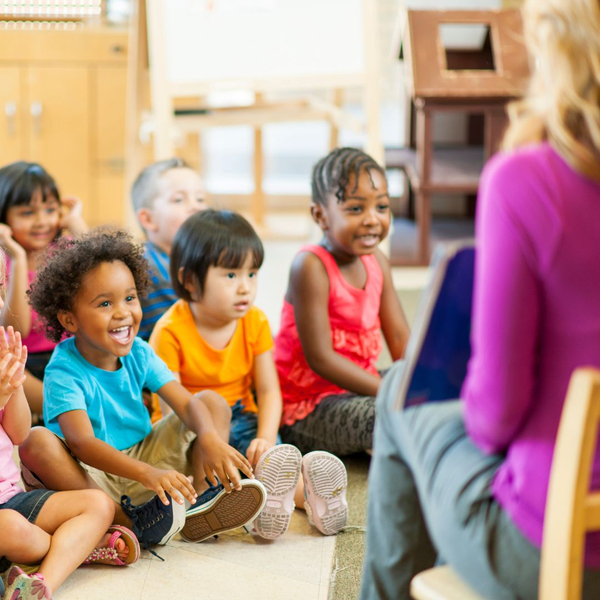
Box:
[60,260,142,370]
[5,187,61,253]
[185,252,258,324]
[139,168,208,255]
[312,167,391,261]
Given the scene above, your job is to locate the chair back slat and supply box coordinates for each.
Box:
[540,368,600,600]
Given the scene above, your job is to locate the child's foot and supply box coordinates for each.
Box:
[83,525,140,566]
[180,479,267,543]
[121,493,186,547]
[253,444,302,540]
[302,451,348,535]
[4,566,51,600]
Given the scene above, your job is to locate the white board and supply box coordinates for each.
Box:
[150,0,367,93]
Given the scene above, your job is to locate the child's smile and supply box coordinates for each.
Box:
[62,260,142,370]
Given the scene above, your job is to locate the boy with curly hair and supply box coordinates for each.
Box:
[18,229,267,552]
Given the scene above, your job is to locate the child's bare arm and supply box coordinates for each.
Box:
[0,225,31,334]
[59,196,89,235]
[158,380,254,489]
[375,249,410,361]
[246,349,282,465]
[58,409,197,506]
[290,252,381,396]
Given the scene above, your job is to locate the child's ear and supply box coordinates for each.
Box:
[178,268,198,298]
[137,208,159,233]
[57,310,77,334]
[311,203,328,230]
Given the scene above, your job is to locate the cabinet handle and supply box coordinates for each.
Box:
[110,44,126,54]
[31,101,43,136]
[5,101,16,136]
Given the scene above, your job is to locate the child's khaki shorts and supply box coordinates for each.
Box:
[62,411,196,505]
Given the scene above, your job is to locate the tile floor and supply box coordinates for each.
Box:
[33,215,430,600]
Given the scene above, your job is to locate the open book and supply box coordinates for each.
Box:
[393,241,475,411]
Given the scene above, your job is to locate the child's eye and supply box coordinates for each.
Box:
[249,272,257,278]
[346,206,362,214]
[226,272,236,279]
[126,295,137,302]
[377,204,390,212]
[20,210,34,217]
[98,301,111,308]
[171,196,184,203]
[46,207,57,214]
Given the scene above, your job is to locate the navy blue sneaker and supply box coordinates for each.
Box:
[181,479,267,543]
[121,493,186,547]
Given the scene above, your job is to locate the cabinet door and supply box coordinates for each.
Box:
[0,66,25,166]
[26,66,90,205]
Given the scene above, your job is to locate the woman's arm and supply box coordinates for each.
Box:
[290,252,380,396]
[246,349,281,465]
[375,249,410,361]
[463,166,540,454]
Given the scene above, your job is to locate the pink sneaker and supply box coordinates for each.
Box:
[254,444,302,540]
[4,566,52,600]
[302,451,348,535]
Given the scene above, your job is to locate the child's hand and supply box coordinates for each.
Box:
[200,432,254,493]
[0,224,26,258]
[0,326,26,363]
[140,465,198,506]
[246,437,274,467]
[0,351,27,410]
[59,196,88,234]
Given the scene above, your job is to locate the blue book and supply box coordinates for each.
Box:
[393,241,475,411]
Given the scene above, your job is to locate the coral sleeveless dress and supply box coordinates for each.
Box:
[274,244,383,426]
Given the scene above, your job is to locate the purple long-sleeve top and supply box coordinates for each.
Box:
[462,142,600,565]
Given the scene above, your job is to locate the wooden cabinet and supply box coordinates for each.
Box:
[0,25,128,228]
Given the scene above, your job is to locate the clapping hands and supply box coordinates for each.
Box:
[0,326,27,410]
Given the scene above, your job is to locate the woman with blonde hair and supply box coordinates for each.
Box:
[360,0,600,598]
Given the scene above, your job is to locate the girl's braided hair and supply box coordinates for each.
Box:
[311,147,386,206]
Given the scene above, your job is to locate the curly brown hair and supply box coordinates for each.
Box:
[28,228,150,343]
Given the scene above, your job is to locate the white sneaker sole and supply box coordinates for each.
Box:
[254,444,302,540]
[158,495,187,545]
[302,451,348,536]
[180,479,267,543]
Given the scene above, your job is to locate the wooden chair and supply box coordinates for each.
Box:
[410,367,600,600]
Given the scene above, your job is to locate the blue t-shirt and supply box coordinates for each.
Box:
[43,337,174,451]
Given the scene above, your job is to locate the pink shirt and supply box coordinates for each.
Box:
[274,244,383,426]
[462,143,600,565]
[5,257,55,354]
[0,408,23,504]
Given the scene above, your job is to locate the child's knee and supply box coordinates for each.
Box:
[195,390,232,421]
[0,510,31,540]
[19,426,59,465]
[81,490,115,522]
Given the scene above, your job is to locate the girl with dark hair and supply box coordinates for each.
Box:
[274,147,410,457]
[0,161,88,416]
[150,209,349,540]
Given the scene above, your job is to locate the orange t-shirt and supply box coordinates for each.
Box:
[149,301,273,419]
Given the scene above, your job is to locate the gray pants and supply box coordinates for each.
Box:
[360,362,600,600]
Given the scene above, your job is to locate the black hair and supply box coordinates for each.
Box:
[171,209,264,302]
[0,161,60,224]
[311,147,386,206]
[28,228,150,343]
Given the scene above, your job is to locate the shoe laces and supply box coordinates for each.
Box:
[121,495,165,561]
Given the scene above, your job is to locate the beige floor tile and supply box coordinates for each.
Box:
[168,511,335,586]
[141,543,324,600]
[54,554,152,600]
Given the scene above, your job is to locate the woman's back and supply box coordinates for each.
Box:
[462,141,600,557]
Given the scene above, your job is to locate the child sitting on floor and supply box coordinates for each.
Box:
[0,250,137,600]
[0,161,88,417]
[274,147,410,456]
[131,158,208,341]
[18,229,267,552]
[150,209,348,538]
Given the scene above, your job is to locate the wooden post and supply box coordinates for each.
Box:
[252,92,265,228]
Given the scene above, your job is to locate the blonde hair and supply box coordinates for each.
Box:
[502,0,600,180]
